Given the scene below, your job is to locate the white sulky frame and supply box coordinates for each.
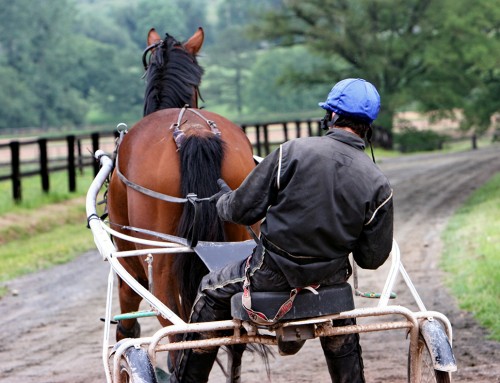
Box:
[86,150,456,383]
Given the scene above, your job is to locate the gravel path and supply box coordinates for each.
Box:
[1,146,499,382]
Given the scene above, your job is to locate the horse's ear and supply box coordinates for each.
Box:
[184,27,204,55]
[147,28,162,47]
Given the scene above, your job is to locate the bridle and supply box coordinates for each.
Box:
[141,35,201,108]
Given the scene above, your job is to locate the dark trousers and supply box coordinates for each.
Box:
[171,245,365,383]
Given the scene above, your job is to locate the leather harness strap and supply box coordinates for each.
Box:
[113,107,223,247]
[241,253,320,326]
[115,106,220,204]
[170,106,221,150]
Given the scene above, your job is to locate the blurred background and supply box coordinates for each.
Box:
[0,0,498,144]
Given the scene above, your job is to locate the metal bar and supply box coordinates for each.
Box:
[378,239,401,307]
[399,262,427,312]
[100,221,188,249]
[86,152,185,326]
[113,310,158,321]
[111,247,193,258]
[103,267,115,383]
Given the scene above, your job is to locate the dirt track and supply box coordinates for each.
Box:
[1,146,500,382]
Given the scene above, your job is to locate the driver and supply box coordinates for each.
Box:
[171,78,394,383]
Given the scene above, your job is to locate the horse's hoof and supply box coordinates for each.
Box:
[116,320,141,340]
[277,338,306,356]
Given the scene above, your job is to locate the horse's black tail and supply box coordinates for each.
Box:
[174,133,226,317]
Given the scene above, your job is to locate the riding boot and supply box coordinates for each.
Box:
[320,319,365,383]
[170,345,218,383]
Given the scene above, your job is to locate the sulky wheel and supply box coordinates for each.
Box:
[117,345,159,383]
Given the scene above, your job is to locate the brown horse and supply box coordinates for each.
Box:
[107,28,255,349]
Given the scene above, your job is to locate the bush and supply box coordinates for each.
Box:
[395,127,447,153]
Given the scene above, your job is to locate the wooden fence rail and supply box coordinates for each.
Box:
[0,132,118,202]
[0,117,395,202]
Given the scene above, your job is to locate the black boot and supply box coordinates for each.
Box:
[320,319,365,383]
[170,344,218,383]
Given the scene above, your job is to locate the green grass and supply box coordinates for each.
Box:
[441,172,500,341]
[0,222,94,282]
[0,170,98,294]
[0,171,94,215]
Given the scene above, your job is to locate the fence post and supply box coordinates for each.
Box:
[9,141,22,202]
[282,122,289,142]
[38,138,49,193]
[295,121,301,138]
[67,135,76,192]
[263,124,270,155]
[316,120,323,136]
[91,132,100,177]
[255,125,262,157]
[77,138,84,175]
[307,120,313,136]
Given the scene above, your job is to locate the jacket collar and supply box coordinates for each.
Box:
[326,128,365,151]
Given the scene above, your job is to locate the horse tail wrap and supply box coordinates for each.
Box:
[174,133,226,315]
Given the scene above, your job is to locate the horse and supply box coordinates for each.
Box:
[106,27,257,378]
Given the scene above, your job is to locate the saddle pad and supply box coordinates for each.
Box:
[193,240,256,272]
[231,283,354,321]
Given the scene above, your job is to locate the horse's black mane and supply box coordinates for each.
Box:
[143,35,204,116]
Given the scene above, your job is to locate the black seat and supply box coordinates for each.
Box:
[230,282,354,322]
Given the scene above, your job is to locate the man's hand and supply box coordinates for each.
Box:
[217,178,232,193]
[211,178,232,202]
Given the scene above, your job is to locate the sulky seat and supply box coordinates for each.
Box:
[230,282,354,322]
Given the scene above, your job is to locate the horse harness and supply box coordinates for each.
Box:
[113,106,222,246]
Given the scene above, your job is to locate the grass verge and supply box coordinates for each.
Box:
[0,220,95,282]
[0,171,95,214]
[0,171,98,296]
[441,172,500,341]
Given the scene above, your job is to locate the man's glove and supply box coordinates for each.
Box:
[211,178,232,202]
[217,178,232,193]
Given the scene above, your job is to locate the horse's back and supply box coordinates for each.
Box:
[108,108,255,237]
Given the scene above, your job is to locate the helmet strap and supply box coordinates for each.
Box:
[366,125,376,164]
[320,112,340,130]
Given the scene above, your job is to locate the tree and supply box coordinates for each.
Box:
[252,0,500,134]
[201,0,283,115]
[244,46,327,115]
[0,0,88,128]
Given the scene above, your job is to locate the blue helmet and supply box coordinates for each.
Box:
[319,78,380,123]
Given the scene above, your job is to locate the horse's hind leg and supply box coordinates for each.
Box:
[226,344,246,383]
[116,262,148,341]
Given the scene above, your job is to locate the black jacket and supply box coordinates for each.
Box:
[217,128,394,287]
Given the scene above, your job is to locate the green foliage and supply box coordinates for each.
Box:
[394,127,447,153]
[252,0,500,133]
[0,0,498,136]
[0,0,88,128]
[442,172,500,340]
[243,46,327,114]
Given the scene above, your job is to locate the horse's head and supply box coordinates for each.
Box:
[143,28,205,116]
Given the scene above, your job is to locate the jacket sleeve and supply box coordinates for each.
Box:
[352,187,394,270]
[216,148,280,225]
